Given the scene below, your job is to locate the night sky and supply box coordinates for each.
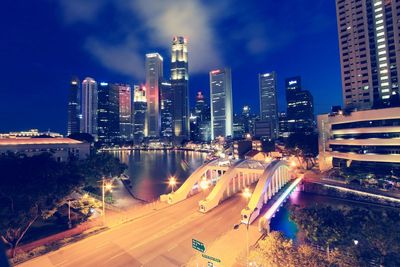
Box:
[0,0,342,134]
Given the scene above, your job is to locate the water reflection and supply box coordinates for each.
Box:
[113,150,206,202]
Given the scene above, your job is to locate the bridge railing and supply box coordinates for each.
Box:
[240,160,293,225]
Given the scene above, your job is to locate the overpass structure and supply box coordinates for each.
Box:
[161,158,300,230]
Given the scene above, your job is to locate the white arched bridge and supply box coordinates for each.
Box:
[160,158,302,232]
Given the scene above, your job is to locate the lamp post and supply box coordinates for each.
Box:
[102,178,113,225]
[234,188,257,267]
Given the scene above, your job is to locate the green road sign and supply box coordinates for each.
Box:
[202,253,221,263]
[192,239,205,253]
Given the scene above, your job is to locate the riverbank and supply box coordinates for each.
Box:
[301,180,400,208]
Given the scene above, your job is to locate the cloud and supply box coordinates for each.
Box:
[57,0,106,24]
[56,0,333,78]
[85,37,144,78]
[124,0,223,72]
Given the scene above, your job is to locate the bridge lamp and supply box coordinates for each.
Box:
[243,187,252,199]
[200,178,209,190]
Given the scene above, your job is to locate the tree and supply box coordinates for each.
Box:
[0,153,84,257]
[247,231,350,267]
[291,204,400,266]
[286,132,318,169]
[249,231,296,267]
[77,153,127,190]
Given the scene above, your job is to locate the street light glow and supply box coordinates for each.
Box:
[200,178,209,190]
[243,187,252,199]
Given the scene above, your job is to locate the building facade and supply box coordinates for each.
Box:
[133,85,147,144]
[171,36,189,140]
[336,0,400,110]
[285,77,314,134]
[81,77,98,137]
[67,77,80,136]
[210,68,233,139]
[0,138,90,162]
[97,82,120,144]
[259,72,278,139]
[145,53,163,138]
[118,84,132,141]
[318,107,400,173]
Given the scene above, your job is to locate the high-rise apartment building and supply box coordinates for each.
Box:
[81,77,98,137]
[170,36,189,140]
[160,81,173,139]
[133,85,147,144]
[67,77,80,136]
[210,68,233,139]
[118,84,132,141]
[97,82,119,144]
[259,72,278,139]
[336,0,400,110]
[145,53,163,137]
[285,77,314,134]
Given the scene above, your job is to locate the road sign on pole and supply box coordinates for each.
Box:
[192,239,206,253]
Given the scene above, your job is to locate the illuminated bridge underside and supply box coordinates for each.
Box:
[241,160,292,225]
[199,160,268,213]
[160,159,233,204]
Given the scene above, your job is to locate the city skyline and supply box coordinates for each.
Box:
[0,0,341,134]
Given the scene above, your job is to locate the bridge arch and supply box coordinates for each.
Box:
[198,159,266,213]
[240,160,293,225]
[160,159,230,204]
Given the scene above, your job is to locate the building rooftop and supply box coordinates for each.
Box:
[0,138,83,146]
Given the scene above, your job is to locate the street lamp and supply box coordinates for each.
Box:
[353,240,359,245]
[234,205,258,267]
[102,178,113,225]
[169,176,177,193]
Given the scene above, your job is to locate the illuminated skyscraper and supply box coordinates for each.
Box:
[67,76,80,136]
[336,0,400,110]
[81,77,98,137]
[160,81,173,139]
[285,77,314,134]
[97,82,119,144]
[259,72,278,139]
[210,68,233,139]
[170,36,189,140]
[133,85,147,144]
[118,84,132,141]
[145,53,163,137]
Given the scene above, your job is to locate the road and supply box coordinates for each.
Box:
[19,192,252,267]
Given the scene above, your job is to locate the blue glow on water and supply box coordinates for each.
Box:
[270,204,298,240]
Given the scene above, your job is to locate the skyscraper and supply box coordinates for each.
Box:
[259,72,278,139]
[170,36,189,140]
[210,68,233,139]
[118,84,132,141]
[193,91,211,142]
[97,82,119,144]
[285,77,314,134]
[145,53,163,137]
[160,81,173,139]
[133,85,147,144]
[81,77,98,137]
[336,0,400,110]
[67,76,80,136]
